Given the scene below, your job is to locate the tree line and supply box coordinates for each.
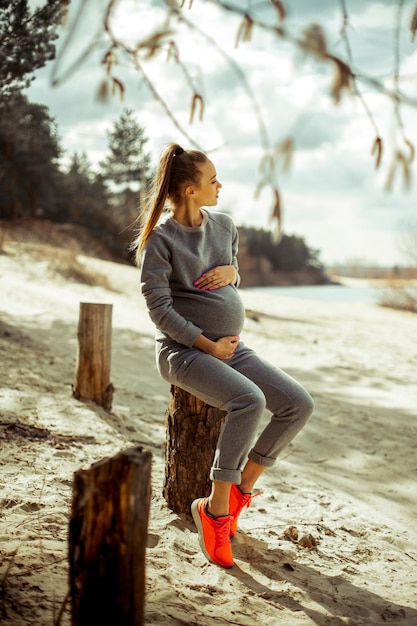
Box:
[0,90,322,272]
[0,93,152,260]
[0,0,323,273]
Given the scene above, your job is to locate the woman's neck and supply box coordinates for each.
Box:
[172,205,203,227]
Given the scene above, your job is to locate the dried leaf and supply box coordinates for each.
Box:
[330,58,352,103]
[410,4,417,42]
[405,139,415,164]
[340,14,349,37]
[137,28,173,58]
[189,93,204,124]
[235,15,253,48]
[254,181,264,199]
[300,23,327,59]
[398,152,411,189]
[385,150,411,192]
[269,188,283,241]
[275,136,294,173]
[385,156,397,192]
[271,0,286,21]
[95,78,109,104]
[59,0,70,26]
[371,136,383,170]
[166,41,179,63]
[111,77,125,101]
[254,154,275,201]
[259,153,274,180]
[102,50,118,75]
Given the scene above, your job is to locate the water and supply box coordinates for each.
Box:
[244,284,382,304]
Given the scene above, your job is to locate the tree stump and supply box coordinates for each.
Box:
[69,446,152,626]
[73,302,114,410]
[164,385,226,515]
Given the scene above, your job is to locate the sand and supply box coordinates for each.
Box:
[0,235,416,625]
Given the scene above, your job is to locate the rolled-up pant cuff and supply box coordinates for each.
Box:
[248,448,276,468]
[210,468,242,484]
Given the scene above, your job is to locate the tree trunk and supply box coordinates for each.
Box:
[164,385,226,515]
[69,446,152,626]
[73,302,114,410]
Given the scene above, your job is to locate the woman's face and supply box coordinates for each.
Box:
[193,159,222,207]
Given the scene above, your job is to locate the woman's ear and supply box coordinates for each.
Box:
[184,185,195,198]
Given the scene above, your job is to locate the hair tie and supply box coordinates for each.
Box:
[173,146,184,157]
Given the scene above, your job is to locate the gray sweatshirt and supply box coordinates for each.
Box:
[140,209,245,347]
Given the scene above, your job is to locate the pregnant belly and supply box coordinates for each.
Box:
[173,285,246,340]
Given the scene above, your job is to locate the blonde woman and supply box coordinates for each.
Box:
[135,143,314,569]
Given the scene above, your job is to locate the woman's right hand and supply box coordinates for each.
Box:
[193,333,240,360]
[213,336,240,360]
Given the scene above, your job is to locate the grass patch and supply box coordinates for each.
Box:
[378,283,417,313]
[48,249,117,291]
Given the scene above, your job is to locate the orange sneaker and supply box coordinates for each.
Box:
[229,484,263,537]
[191,498,234,569]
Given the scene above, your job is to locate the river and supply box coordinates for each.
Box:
[243,284,384,304]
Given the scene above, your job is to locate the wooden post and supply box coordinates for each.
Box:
[69,446,152,626]
[164,385,226,515]
[73,302,114,410]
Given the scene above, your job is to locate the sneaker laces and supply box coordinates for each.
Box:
[239,489,263,514]
[214,517,231,548]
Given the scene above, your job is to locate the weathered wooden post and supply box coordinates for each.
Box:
[69,446,152,626]
[73,302,114,410]
[164,385,226,515]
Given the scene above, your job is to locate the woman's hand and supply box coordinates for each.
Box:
[194,265,237,290]
[212,336,240,360]
[193,334,240,360]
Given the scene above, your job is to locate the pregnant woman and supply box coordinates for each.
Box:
[134,143,314,569]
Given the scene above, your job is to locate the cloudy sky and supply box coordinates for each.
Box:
[27,0,417,266]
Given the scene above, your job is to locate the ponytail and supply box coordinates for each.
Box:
[132,143,207,265]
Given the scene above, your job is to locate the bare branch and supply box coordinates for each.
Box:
[48,0,417,199]
[51,0,103,86]
[133,57,204,150]
[169,1,272,153]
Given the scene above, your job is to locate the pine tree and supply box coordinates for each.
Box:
[0,91,61,218]
[0,0,63,95]
[62,152,109,225]
[100,109,152,192]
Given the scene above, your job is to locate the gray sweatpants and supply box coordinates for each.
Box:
[157,340,314,484]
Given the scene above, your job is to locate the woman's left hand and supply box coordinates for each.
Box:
[194,265,237,290]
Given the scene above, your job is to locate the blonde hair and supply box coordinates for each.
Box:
[133,143,207,265]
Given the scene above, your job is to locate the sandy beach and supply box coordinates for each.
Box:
[1,232,416,625]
